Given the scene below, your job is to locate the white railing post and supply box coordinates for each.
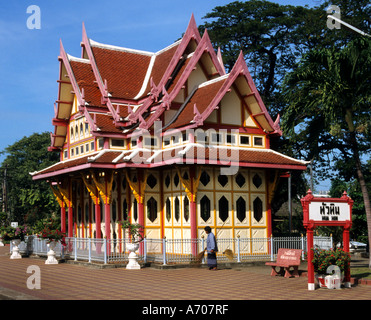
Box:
[270,235,274,261]
[201,236,205,264]
[301,234,305,260]
[162,237,167,265]
[88,237,92,263]
[104,237,107,264]
[143,237,147,264]
[74,237,77,261]
[237,236,241,263]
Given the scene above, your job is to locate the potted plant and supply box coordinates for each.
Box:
[310,247,351,287]
[119,215,144,243]
[36,219,66,264]
[1,225,29,259]
[119,215,144,269]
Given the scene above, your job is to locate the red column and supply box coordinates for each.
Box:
[307,227,315,290]
[95,201,101,238]
[105,202,111,240]
[343,226,351,287]
[68,206,73,237]
[61,206,66,234]
[137,169,145,255]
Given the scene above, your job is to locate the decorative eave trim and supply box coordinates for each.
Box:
[127,14,203,125]
[139,29,227,131]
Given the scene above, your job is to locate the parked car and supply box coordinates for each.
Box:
[349,241,367,252]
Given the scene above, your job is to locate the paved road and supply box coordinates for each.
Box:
[0,246,370,303]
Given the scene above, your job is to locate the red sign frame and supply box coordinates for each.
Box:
[301,190,353,290]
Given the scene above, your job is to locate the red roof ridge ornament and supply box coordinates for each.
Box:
[192,103,203,126]
[162,86,170,111]
[138,113,147,129]
[149,77,160,102]
[217,47,226,74]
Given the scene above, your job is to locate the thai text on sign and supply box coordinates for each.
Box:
[308,201,350,222]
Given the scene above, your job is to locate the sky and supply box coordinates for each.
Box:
[0,0,325,183]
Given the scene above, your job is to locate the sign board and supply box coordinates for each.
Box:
[301,190,353,290]
[302,190,353,228]
[309,201,351,222]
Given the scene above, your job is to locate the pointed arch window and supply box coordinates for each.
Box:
[236,197,246,222]
[166,198,171,222]
[183,196,189,222]
[147,197,158,223]
[200,195,211,222]
[123,199,128,221]
[85,202,89,224]
[174,197,180,222]
[133,198,138,221]
[253,197,263,222]
[218,196,229,222]
[112,200,117,222]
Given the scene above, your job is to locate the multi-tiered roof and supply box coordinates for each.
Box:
[32,15,307,180]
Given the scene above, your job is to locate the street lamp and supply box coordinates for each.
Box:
[327,15,371,38]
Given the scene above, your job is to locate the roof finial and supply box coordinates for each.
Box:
[217,47,226,74]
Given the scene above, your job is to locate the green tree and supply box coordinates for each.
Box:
[0,132,59,226]
[281,38,371,267]
[200,0,325,109]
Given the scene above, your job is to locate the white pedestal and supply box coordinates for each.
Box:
[45,241,58,264]
[10,239,22,259]
[126,243,140,270]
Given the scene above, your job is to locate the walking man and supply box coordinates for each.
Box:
[204,226,218,270]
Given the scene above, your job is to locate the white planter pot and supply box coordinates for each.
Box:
[45,240,58,264]
[10,239,22,259]
[126,242,141,270]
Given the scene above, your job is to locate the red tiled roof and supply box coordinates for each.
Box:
[91,46,152,99]
[32,146,306,180]
[141,43,181,98]
[70,60,103,107]
[93,113,121,133]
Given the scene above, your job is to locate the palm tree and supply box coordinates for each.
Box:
[282,38,371,268]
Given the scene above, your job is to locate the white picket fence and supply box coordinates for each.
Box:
[13,235,332,265]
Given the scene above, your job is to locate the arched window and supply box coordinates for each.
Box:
[183,196,189,222]
[218,196,229,222]
[147,197,158,223]
[174,197,180,222]
[200,195,211,222]
[166,198,171,222]
[85,202,89,224]
[112,200,117,222]
[133,199,138,221]
[78,205,82,224]
[253,197,263,222]
[123,199,128,221]
[236,197,246,222]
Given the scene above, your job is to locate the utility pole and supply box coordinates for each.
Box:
[2,165,7,215]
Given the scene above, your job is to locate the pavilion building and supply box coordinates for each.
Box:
[31,15,308,246]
